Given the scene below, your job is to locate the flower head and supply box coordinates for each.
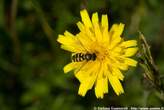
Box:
[57,9,138,98]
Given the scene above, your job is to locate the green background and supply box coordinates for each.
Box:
[0,0,164,110]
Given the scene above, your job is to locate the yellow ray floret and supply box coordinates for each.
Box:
[57,9,138,99]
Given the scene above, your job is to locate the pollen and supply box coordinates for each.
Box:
[91,43,109,61]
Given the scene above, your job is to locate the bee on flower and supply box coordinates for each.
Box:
[57,9,138,99]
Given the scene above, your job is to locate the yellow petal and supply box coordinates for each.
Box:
[112,67,124,80]
[64,62,82,73]
[95,63,107,98]
[103,77,108,94]
[88,75,97,90]
[75,61,99,83]
[76,61,100,97]
[78,73,98,97]
[77,33,91,51]
[124,47,138,57]
[85,27,96,41]
[112,46,122,53]
[111,35,122,49]
[118,63,128,71]
[95,78,104,98]
[64,31,75,38]
[113,57,129,71]
[117,23,125,37]
[60,45,76,52]
[102,27,109,43]
[76,22,96,41]
[121,40,137,47]
[92,12,103,42]
[92,12,99,24]
[57,34,74,45]
[109,23,125,48]
[125,58,137,67]
[78,82,89,96]
[84,63,99,90]
[95,76,108,98]
[57,32,85,52]
[76,21,84,31]
[97,62,104,79]
[106,56,128,71]
[80,9,92,28]
[75,71,86,82]
[107,73,124,95]
[100,63,109,94]
[61,45,84,53]
[109,24,118,32]
[101,14,108,29]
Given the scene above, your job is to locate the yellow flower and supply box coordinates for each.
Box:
[57,9,138,99]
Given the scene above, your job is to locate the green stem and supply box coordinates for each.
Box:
[30,0,56,55]
[10,0,20,64]
[138,32,164,94]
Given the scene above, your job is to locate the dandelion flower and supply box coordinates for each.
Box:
[57,9,138,98]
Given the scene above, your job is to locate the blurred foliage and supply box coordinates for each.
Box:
[0,0,164,110]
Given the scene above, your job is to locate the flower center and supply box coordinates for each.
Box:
[91,42,109,61]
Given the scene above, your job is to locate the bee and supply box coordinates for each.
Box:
[72,53,96,62]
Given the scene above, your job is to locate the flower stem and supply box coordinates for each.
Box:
[138,32,164,94]
[9,0,20,64]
